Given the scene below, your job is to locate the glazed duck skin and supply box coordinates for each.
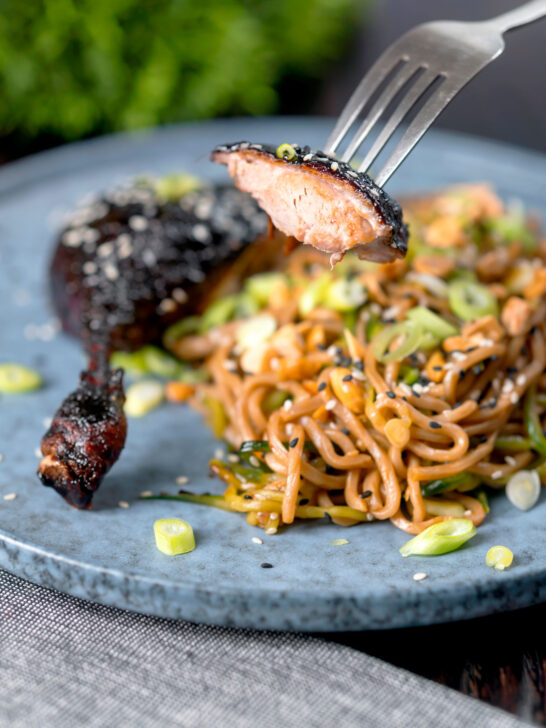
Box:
[38,181,268,509]
[211,142,409,265]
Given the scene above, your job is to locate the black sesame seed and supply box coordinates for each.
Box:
[386,390,395,399]
[360,490,373,499]
[318,382,327,392]
[317,343,327,351]
[466,347,477,353]
[383,318,396,324]
[418,376,430,385]
[432,366,442,371]
[521,346,528,357]
[342,373,353,382]
[452,401,463,409]
[507,366,518,374]
[340,356,352,368]
[325,465,338,475]
[354,360,364,371]
[335,346,343,355]
[479,435,488,444]
[341,428,351,436]
[490,354,499,362]
[289,437,299,448]
[412,389,421,398]
[243,494,252,500]
[473,364,483,376]
[261,562,274,569]
[429,421,442,429]
[299,498,309,505]
[459,370,466,380]
[489,398,498,408]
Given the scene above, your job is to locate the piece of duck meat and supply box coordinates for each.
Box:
[38,180,268,508]
[211,142,409,266]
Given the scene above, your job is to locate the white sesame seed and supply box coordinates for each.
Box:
[480,338,494,347]
[283,399,293,411]
[351,369,365,381]
[464,509,472,517]
[34,448,42,459]
[516,374,526,387]
[451,352,466,362]
[172,288,188,304]
[509,392,519,405]
[118,500,130,509]
[502,379,514,393]
[327,345,338,357]
[42,417,52,428]
[227,454,239,463]
[303,153,312,162]
[412,383,424,394]
[366,513,374,521]
[265,528,277,535]
[325,399,336,411]
[0,454,3,463]
[251,537,263,544]
[222,360,238,372]
[128,215,148,231]
[330,162,339,172]
[413,572,427,581]
[3,493,16,501]
[491,470,503,480]
[249,455,260,468]
[175,476,189,485]
[505,456,517,467]
[103,263,119,281]
[214,448,224,460]
[140,490,153,498]
[158,298,177,314]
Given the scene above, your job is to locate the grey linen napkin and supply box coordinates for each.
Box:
[0,570,527,728]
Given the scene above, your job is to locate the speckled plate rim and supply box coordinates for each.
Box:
[0,117,545,631]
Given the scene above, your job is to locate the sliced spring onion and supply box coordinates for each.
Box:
[154,173,202,201]
[485,202,537,253]
[421,472,479,497]
[399,365,420,386]
[141,346,182,379]
[372,321,422,364]
[422,498,465,518]
[325,277,367,312]
[495,435,533,452]
[110,350,149,379]
[275,143,297,161]
[153,518,195,555]
[245,273,287,306]
[200,295,240,332]
[298,273,332,316]
[262,389,290,413]
[447,279,498,321]
[418,331,441,351]
[407,306,458,340]
[399,518,476,557]
[524,385,546,457]
[124,380,164,417]
[474,489,490,514]
[505,469,541,511]
[236,314,277,350]
[486,545,514,571]
[0,363,42,394]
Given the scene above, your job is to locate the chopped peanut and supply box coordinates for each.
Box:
[306,325,326,351]
[476,248,512,282]
[329,368,366,414]
[524,267,546,300]
[425,350,445,383]
[425,216,466,248]
[384,418,411,448]
[312,404,329,423]
[278,357,321,380]
[413,255,455,278]
[302,380,319,395]
[165,381,194,403]
[240,343,271,374]
[501,296,533,336]
[461,315,504,343]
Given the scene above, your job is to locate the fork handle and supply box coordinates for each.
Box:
[488,0,546,33]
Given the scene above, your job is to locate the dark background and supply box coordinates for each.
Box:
[1,0,544,165]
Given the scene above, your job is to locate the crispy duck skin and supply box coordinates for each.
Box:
[38,361,127,509]
[211,142,409,266]
[38,181,268,508]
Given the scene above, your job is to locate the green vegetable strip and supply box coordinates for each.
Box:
[494,435,533,452]
[142,492,237,512]
[524,385,546,456]
[421,472,479,497]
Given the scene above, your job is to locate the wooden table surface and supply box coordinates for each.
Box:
[327,602,546,725]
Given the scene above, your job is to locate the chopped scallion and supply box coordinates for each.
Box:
[399,518,476,557]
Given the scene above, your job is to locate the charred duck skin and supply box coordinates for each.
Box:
[38,364,127,510]
[211,142,408,265]
[39,181,267,508]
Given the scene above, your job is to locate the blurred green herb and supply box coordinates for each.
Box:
[0,0,362,142]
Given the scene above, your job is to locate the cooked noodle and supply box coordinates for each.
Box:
[167,184,546,534]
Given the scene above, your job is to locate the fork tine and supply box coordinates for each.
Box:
[374,79,462,187]
[341,63,427,163]
[324,47,406,155]
[357,70,438,173]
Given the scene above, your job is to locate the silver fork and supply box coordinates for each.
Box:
[325,0,546,187]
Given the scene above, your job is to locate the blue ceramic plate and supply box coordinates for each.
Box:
[0,118,545,631]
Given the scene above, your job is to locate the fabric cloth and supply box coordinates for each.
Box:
[0,570,528,728]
